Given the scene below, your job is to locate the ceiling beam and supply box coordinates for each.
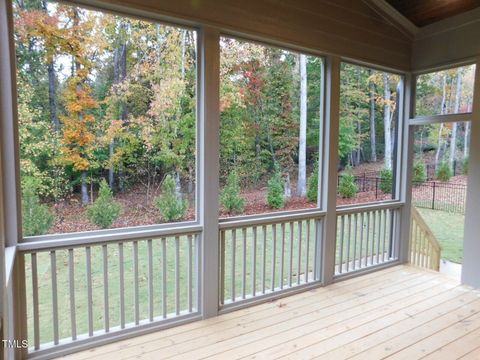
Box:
[363,0,418,38]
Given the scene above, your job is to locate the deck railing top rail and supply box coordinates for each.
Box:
[219,209,326,230]
[17,224,203,252]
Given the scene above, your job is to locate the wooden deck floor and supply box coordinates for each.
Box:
[61,265,480,360]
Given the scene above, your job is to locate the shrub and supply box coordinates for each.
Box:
[220,170,245,214]
[412,159,427,185]
[22,177,54,236]
[307,162,319,202]
[379,168,393,194]
[436,161,453,182]
[266,172,285,209]
[463,157,469,175]
[338,169,358,199]
[87,179,121,229]
[155,174,187,221]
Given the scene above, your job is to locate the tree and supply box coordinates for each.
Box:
[87,180,121,228]
[306,161,318,202]
[108,19,128,190]
[220,170,245,214]
[368,69,377,162]
[436,161,453,182]
[339,64,369,165]
[297,54,307,196]
[449,68,462,170]
[22,177,54,236]
[435,74,448,165]
[155,174,187,221]
[56,8,101,205]
[412,158,427,184]
[383,73,392,170]
[17,76,67,199]
[379,168,393,194]
[338,168,358,199]
[266,169,285,209]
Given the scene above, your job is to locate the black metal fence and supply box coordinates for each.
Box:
[337,172,467,214]
[411,181,467,214]
[337,174,392,199]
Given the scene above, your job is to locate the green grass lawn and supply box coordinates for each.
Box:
[416,207,465,264]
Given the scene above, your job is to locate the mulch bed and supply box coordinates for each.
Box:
[49,183,393,234]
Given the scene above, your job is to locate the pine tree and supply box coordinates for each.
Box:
[220,170,245,214]
[87,180,121,228]
[155,174,187,221]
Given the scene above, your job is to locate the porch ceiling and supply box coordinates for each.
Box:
[385,0,480,27]
[61,265,480,359]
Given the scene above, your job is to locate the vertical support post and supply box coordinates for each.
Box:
[398,73,415,264]
[11,255,27,359]
[321,56,341,285]
[0,0,21,247]
[0,1,27,358]
[462,59,480,288]
[198,26,220,317]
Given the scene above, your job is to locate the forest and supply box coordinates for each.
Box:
[14,0,475,236]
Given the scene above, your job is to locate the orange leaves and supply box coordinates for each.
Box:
[60,70,98,172]
[67,103,83,113]
[61,124,95,171]
[60,149,90,171]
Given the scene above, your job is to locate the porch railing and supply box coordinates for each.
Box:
[409,207,442,271]
[17,226,202,358]
[11,203,407,358]
[218,210,325,309]
[335,204,401,276]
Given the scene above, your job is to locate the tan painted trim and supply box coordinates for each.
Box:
[363,0,418,38]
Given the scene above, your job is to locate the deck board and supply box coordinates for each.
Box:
[60,265,480,360]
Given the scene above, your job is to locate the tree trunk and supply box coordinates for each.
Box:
[73,10,90,205]
[284,172,292,198]
[40,1,60,133]
[255,133,261,184]
[356,118,362,166]
[435,74,448,165]
[181,30,186,80]
[47,63,59,132]
[188,165,194,194]
[110,21,128,190]
[441,74,448,115]
[383,73,392,170]
[81,172,89,205]
[368,70,377,162]
[464,121,470,159]
[175,171,182,201]
[435,124,444,165]
[449,68,462,169]
[297,54,307,196]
